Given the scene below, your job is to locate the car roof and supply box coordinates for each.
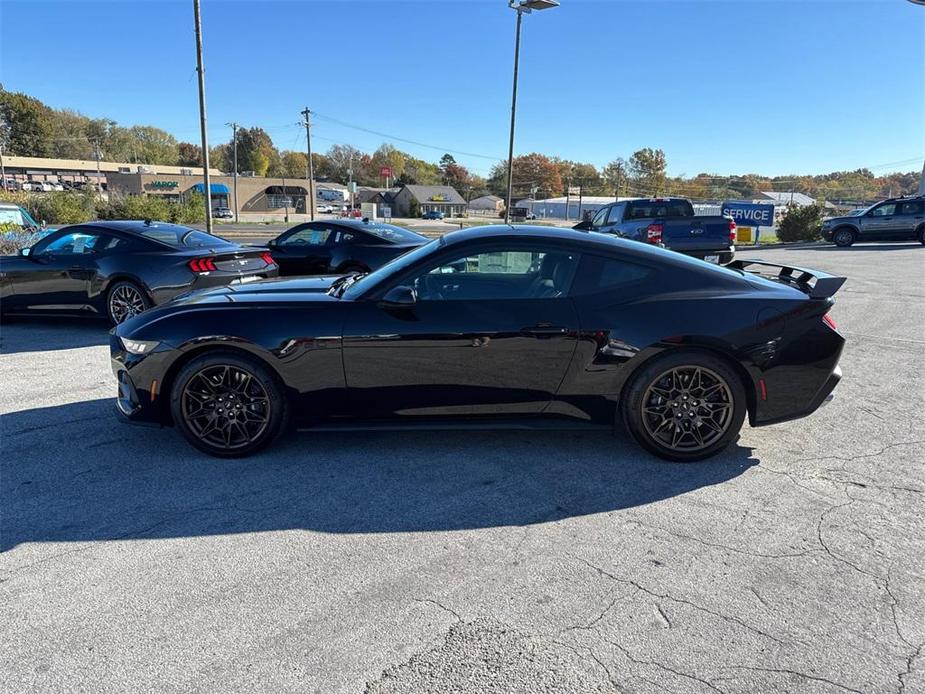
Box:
[55,220,201,235]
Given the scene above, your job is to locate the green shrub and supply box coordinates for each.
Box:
[777,203,824,242]
[0,225,43,255]
[28,191,96,225]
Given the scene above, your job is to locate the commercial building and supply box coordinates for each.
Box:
[392,185,466,218]
[105,171,316,214]
[0,155,222,188]
[468,194,504,215]
[515,195,627,220]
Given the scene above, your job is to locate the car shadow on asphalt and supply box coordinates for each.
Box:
[0,317,110,354]
[1,398,758,551]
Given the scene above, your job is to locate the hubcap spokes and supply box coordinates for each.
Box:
[181,365,271,450]
[642,366,733,452]
[110,286,145,323]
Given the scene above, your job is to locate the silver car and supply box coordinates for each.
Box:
[821,195,925,246]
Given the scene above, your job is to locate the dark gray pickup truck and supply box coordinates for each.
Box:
[574,197,737,264]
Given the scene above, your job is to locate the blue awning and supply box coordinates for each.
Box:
[192,182,230,194]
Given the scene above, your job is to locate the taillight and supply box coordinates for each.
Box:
[645,223,663,244]
[822,313,837,330]
[260,251,274,266]
[188,257,216,273]
[729,219,737,243]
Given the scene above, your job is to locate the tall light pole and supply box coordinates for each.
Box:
[503,0,559,224]
[226,122,239,223]
[193,0,213,233]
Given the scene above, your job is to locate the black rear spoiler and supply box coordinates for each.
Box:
[728,259,846,299]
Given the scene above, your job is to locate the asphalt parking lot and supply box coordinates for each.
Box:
[2,243,923,693]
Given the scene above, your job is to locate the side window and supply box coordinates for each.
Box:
[590,207,609,229]
[898,201,923,216]
[280,225,333,246]
[606,203,624,225]
[870,204,896,217]
[36,230,103,255]
[571,255,652,296]
[411,248,580,300]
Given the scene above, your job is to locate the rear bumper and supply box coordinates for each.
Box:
[752,364,841,427]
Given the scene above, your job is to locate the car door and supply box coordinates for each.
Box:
[894,200,924,240]
[269,223,337,276]
[7,227,105,312]
[342,242,581,417]
[859,202,897,240]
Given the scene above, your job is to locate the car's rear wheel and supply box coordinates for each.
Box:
[107,281,150,325]
[170,353,289,458]
[916,224,925,246]
[622,351,746,462]
[833,228,855,247]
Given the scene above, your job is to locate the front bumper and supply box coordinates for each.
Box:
[110,333,175,426]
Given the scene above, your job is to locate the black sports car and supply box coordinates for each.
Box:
[266,219,427,276]
[0,220,278,324]
[111,225,845,462]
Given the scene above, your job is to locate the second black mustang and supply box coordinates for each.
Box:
[111,225,845,462]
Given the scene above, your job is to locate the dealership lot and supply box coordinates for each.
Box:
[1,244,923,693]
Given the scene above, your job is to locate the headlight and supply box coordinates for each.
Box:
[120,337,160,355]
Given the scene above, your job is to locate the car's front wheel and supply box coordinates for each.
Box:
[622,351,746,462]
[833,228,856,247]
[170,352,289,458]
[107,280,151,325]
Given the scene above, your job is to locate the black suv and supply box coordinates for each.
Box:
[821,194,925,246]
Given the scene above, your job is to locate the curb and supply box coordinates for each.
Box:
[736,241,826,251]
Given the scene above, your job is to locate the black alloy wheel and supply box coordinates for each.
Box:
[622,351,746,462]
[833,228,855,247]
[171,353,289,457]
[108,281,150,325]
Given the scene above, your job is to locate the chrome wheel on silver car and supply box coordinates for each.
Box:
[108,281,149,324]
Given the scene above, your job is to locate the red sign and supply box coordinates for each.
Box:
[379,166,392,178]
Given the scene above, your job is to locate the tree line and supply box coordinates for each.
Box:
[1,88,918,203]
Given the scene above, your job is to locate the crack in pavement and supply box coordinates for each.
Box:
[605,637,726,694]
[714,665,864,693]
[571,555,792,647]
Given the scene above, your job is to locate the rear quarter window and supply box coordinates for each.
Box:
[571,255,652,296]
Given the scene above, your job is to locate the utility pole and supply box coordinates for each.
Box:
[0,143,6,191]
[193,0,213,233]
[226,122,239,223]
[94,139,102,200]
[919,159,925,196]
[348,152,354,214]
[301,107,315,220]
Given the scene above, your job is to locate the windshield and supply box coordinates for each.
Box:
[137,222,237,249]
[342,238,441,300]
[362,223,427,244]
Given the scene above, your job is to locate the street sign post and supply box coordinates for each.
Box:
[721,201,775,244]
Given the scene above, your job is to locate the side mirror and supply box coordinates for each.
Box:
[19,247,31,257]
[380,285,416,307]
[573,220,592,231]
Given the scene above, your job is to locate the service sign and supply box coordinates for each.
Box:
[721,201,775,227]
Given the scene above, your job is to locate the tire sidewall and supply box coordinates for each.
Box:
[833,228,855,247]
[170,352,289,458]
[107,280,151,326]
[621,350,747,463]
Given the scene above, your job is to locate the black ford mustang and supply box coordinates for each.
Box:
[266,219,427,276]
[111,225,845,462]
[0,220,278,324]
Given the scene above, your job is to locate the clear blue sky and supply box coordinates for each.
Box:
[1,0,922,178]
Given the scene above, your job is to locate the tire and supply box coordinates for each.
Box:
[916,225,925,246]
[338,262,368,274]
[621,350,747,463]
[170,352,289,458]
[107,280,151,325]
[832,228,856,247]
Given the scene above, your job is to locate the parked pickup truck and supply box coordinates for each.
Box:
[574,197,737,264]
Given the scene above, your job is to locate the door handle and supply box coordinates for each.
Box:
[521,324,568,336]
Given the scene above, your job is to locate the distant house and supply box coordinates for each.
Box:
[356,187,398,206]
[392,184,466,217]
[468,194,504,214]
